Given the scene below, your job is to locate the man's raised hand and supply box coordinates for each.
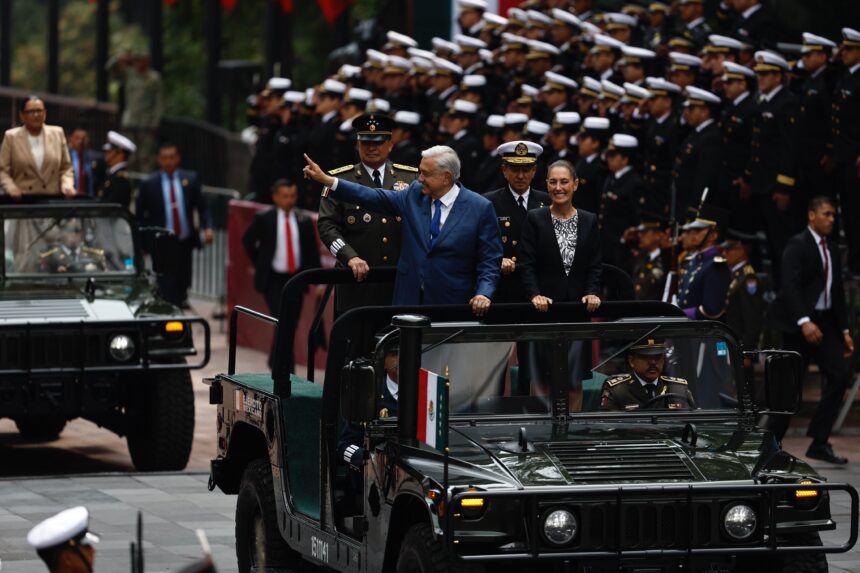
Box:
[303,154,335,188]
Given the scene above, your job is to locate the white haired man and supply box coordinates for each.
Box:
[305,145,502,316]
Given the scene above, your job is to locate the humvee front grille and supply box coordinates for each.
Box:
[545,440,694,483]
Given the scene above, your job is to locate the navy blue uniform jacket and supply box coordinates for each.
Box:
[332,178,503,305]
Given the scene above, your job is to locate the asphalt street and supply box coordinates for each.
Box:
[0,299,859,572]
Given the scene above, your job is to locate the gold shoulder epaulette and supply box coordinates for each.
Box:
[607,374,632,387]
[83,246,104,255]
[117,170,128,179]
[713,256,727,264]
[328,164,354,175]
[39,247,58,258]
[743,264,756,276]
[661,375,688,385]
[392,163,419,172]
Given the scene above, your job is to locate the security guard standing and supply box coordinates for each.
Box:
[600,339,697,411]
[721,229,764,353]
[484,140,548,303]
[632,215,668,301]
[97,130,136,207]
[317,113,419,313]
[676,204,731,320]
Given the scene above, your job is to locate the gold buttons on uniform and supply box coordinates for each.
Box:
[504,221,511,228]
[383,256,388,261]
[382,237,388,243]
[512,240,518,246]
[382,218,388,224]
[396,216,402,222]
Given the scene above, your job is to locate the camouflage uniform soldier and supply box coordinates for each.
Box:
[317,113,419,313]
[600,339,697,411]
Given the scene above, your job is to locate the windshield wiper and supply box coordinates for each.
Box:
[589,324,662,373]
[21,208,79,257]
[421,328,465,354]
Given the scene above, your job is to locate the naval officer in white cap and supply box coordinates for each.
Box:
[27,506,100,572]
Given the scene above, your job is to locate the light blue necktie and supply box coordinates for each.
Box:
[429,199,442,248]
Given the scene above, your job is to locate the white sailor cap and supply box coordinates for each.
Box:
[622,82,652,103]
[704,34,744,53]
[753,50,789,72]
[842,27,860,47]
[504,112,530,126]
[385,31,418,49]
[669,51,703,71]
[507,7,528,26]
[684,85,721,106]
[383,55,412,74]
[520,84,539,98]
[607,133,639,152]
[604,12,638,30]
[432,37,461,55]
[479,48,495,63]
[459,0,487,11]
[497,140,544,164]
[410,56,434,73]
[455,34,488,52]
[486,114,506,130]
[447,98,479,115]
[394,110,421,126]
[282,90,306,104]
[319,78,347,96]
[802,32,837,53]
[580,116,611,135]
[344,88,372,104]
[339,117,355,133]
[338,64,362,79]
[580,21,602,37]
[600,79,625,101]
[366,98,391,113]
[526,9,554,28]
[304,88,315,106]
[645,76,682,95]
[552,111,581,129]
[365,49,389,69]
[527,40,561,59]
[27,507,100,552]
[500,33,530,51]
[720,61,755,81]
[621,46,656,65]
[265,76,291,92]
[408,47,436,61]
[552,8,582,28]
[483,12,508,29]
[579,76,603,98]
[525,119,551,136]
[591,33,626,53]
[461,74,487,89]
[543,71,578,91]
[433,58,464,76]
[103,130,137,154]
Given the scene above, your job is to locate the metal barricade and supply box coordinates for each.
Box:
[190,186,240,303]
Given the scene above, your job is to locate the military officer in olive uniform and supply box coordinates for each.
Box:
[484,140,549,303]
[600,340,697,411]
[317,113,419,313]
[721,229,764,353]
[632,215,668,301]
[676,204,731,320]
[97,130,136,207]
[40,220,107,273]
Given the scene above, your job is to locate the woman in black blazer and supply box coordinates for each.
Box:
[518,160,602,312]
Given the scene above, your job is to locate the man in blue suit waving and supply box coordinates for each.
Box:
[304,146,502,315]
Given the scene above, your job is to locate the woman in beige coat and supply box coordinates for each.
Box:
[0,96,75,198]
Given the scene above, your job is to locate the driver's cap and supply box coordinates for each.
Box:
[630,339,669,355]
[27,506,100,552]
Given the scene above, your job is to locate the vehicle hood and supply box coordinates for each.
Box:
[399,421,816,489]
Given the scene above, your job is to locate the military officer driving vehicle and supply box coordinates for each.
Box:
[600,339,697,411]
[40,220,106,273]
[317,112,419,313]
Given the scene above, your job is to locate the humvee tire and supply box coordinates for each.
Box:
[236,458,303,573]
[396,523,484,573]
[15,416,67,440]
[126,369,194,471]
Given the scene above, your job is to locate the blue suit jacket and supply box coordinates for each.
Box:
[334,179,502,305]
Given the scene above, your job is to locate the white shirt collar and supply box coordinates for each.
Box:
[742,3,762,18]
[656,111,671,124]
[386,376,398,400]
[453,129,467,141]
[731,259,748,273]
[600,68,614,81]
[733,91,750,105]
[440,85,457,100]
[808,226,826,245]
[634,373,657,387]
[108,161,128,176]
[810,66,825,79]
[322,110,337,123]
[509,186,530,205]
[686,16,705,29]
[586,152,599,163]
[649,248,661,262]
[851,62,860,74]
[614,165,632,179]
[760,84,783,102]
[437,184,460,207]
[695,118,715,132]
[362,162,386,184]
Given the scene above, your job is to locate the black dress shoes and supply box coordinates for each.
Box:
[806,443,848,464]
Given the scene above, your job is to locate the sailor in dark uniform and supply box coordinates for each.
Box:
[473,114,507,193]
[544,111,580,166]
[730,0,776,50]
[676,0,711,50]
[443,99,483,188]
[573,117,610,214]
[671,86,722,218]
[40,220,107,273]
[642,77,683,218]
[97,130,136,208]
[316,113,419,313]
[721,229,764,354]
[676,204,731,320]
[632,215,668,301]
[600,339,697,411]
[389,111,422,167]
[718,63,757,232]
[598,133,643,269]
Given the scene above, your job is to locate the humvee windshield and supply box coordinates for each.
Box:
[4,214,135,275]
[409,323,738,416]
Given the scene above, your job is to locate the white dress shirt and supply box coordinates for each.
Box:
[431,184,461,228]
[695,118,715,133]
[28,131,45,171]
[509,186,530,207]
[733,91,750,106]
[363,163,385,187]
[741,3,762,18]
[271,208,301,273]
[614,166,632,180]
[759,84,783,103]
[797,227,832,326]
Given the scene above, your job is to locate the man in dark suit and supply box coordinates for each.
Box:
[484,140,549,304]
[135,143,213,308]
[770,197,855,463]
[672,86,722,218]
[243,179,321,364]
[305,145,502,315]
[599,134,643,270]
[68,127,103,197]
[97,130,135,207]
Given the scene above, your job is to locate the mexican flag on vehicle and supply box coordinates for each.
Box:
[417,368,448,451]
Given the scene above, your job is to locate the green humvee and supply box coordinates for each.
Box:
[209,269,857,573]
[0,199,209,471]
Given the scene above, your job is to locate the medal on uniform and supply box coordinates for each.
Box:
[393,181,408,191]
[347,215,356,224]
[363,213,372,223]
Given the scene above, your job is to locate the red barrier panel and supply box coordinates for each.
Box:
[226,200,335,371]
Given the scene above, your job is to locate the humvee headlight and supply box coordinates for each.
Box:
[109,334,135,361]
[723,503,757,540]
[542,509,577,546]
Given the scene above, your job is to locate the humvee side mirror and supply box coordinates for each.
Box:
[761,351,804,415]
[152,231,180,275]
[340,360,377,424]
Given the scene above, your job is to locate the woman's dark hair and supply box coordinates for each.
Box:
[18,95,43,114]
[546,159,577,179]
